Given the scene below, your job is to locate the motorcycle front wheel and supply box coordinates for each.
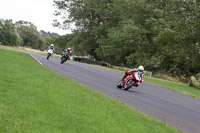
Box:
[46,53,51,59]
[61,57,67,64]
[117,80,123,88]
[124,79,135,90]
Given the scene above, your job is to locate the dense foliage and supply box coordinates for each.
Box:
[0,19,61,51]
[0,20,22,46]
[53,0,200,77]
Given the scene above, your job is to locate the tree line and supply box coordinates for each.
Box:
[53,0,200,78]
[0,19,61,51]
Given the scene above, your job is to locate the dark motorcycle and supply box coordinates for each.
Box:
[61,52,70,64]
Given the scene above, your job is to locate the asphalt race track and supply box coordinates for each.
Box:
[7,48,200,133]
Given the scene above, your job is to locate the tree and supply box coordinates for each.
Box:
[53,0,200,76]
[54,0,120,59]
[144,0,200,75]
[0,19,22,45]
[40,30,59,38]
[15,20,46,50]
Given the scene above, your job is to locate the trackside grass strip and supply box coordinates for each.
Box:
[0,49,180,132]
[143,77,200,99]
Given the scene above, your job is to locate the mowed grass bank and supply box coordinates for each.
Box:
[0,49,180,133]
[144,77,200,99]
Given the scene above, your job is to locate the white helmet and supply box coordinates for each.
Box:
[67,48,71,51]
[50,44,54,47]
[138,66,144,72]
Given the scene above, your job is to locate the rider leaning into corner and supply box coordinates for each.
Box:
[122,66,144,87]
[47,44,55,54]
[62,48,72,59]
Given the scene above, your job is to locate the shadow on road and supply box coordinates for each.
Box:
[116,87,145,94]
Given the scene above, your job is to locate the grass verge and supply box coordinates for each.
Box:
[0,48,180,132]
[144,76,200,99]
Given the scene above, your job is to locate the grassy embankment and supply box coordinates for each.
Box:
[144,76,200,99]
[0,48,180,132]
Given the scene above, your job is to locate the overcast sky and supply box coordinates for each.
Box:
[0,0,71,35]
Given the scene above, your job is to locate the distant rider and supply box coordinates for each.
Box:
[122,66,144,87]
[62,48,72,59]
[47,44,55,54]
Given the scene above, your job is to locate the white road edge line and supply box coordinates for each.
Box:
[29,53,43,65]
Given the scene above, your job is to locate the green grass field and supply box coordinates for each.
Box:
[0,49,181,132]
[144,77,200,99]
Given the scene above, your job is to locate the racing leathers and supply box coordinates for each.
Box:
[62,49,72,59]
[47,46,55,54]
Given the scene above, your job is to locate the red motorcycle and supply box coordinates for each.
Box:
[117,71,140,90]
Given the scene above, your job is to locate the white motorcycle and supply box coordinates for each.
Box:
[46,49,53,59]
